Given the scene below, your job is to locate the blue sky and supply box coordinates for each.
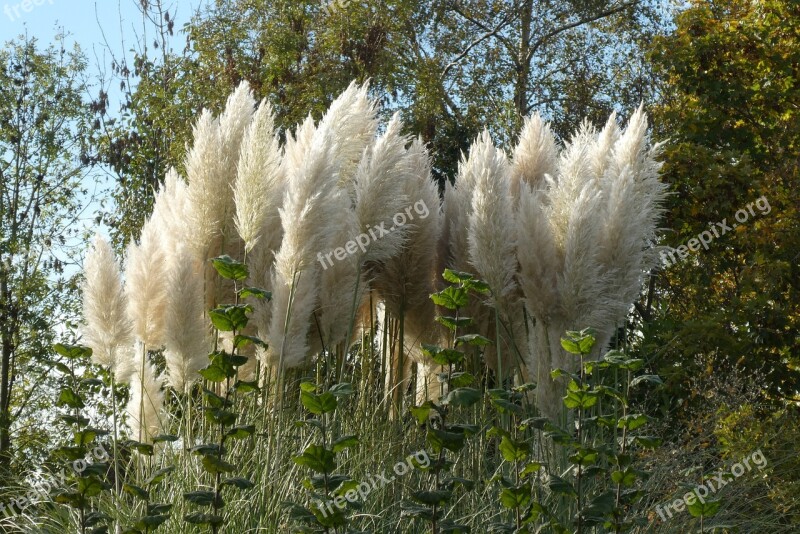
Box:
[1,1,201,67]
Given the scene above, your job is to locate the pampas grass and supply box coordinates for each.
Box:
[125,350,165,443]
[234,99,282,253]
[124,222,168,352]
[267,115,342,369]
[513,109,667,420]
[81,234,134,380]
[163,246,208,392]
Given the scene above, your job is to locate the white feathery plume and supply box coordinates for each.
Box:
[163,246,209,392]
[267,114,342,369]
[510,113,559,203]
[184,109,223,258]
[125,221,169,349]
[185,82,255,258]
[467,132,517,309]
[125,352,165,443]
[234,99,282,253]
[352,113,410,263]
[318,81,379,189]
[315,196,363,349]
[513,109,667,421]
[443,131,491,272]
[81,234,133,377]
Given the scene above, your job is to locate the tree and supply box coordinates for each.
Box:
[645,0,800,405]
[0,33,95,477]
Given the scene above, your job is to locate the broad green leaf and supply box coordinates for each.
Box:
[431,286,468,310]
[54,343,92,359]
[293,444,336,474]
[332,434,359,453]
[445,387,481,408]
[123,483,148,501]
[499,435,530,462]
[210,255,249,281]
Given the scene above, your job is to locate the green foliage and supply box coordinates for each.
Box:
[183,260,262,533]
[285,380,359,532]
[647,0,800,407]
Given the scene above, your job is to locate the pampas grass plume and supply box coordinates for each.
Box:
[81,234,133,377]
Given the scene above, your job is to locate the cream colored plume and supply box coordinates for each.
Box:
[467,132,517,310]
[125,222,168,349]
[125,351,165,443]
[352,113,411,263]
[318,81,379,189]
[81,234,133,378]
[513,109,667,421]
[234,99,282,253]
[510,113,558,203]
[268,114,342,369]
[185,82,255,258]
[163,246,208,391]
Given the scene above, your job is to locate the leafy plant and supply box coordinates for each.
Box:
[183,256,262,532]
[284,380,358,533]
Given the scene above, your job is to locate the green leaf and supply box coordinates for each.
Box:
[499,435,530,462]
[225,425,255,440]
[409,402,434,425]
[634,436,663,448]
[201,455,236,474]
[233,334,267,350]
[520,462,542,478]
[184,490,222,507]
[134,515,170,529]
[222,477,254,490]
[563,389,598,409]
[463,278,490,294]
[687,497,721,518]
[300,391,337,415]
[618,414,650,431]
[455,334,493,347]
[445,387,481,408]
[57,388,84,409]
[153,434,179,444]
[329,382,355,397]
[204,408,237,426]
[442,269,474,283]
[232,380,259,393]
[238,286,271,300]
[548,475,577,498]
[428,428,466,454]
[209,305,251,332]
[146,467,174,486]
[123,483,149,501]
[293,444,336,474]
[147,503,172,515]
[431,348,465,366]
[124,440,154,456]
[500,484,531,509]
[630,374,664,387]
[490,398,523,415]
[332,434,359,453]
[431,286,469,310]
[211,255,249,281]
[450,372,475,388]
[561,329,596,354]
[54,343,92,359]
[183,512,223,526]
[436,315,473,331]
[611,469,637,487]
